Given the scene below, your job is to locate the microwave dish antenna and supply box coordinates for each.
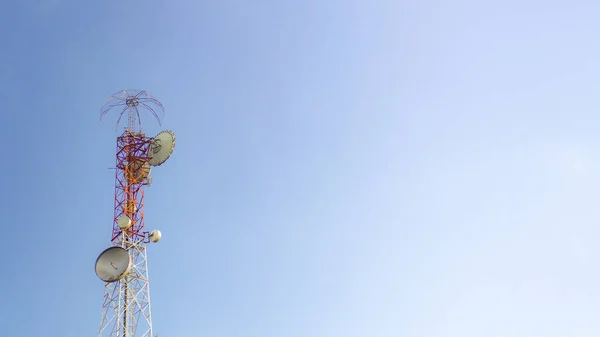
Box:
[148,130,176,166]
[100,89,165,132]
[95,246,131,282]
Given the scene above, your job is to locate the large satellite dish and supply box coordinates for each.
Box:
[147,130,176,166]
[95,246,131,282]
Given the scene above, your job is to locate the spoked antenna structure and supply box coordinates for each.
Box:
[101,89,165,132]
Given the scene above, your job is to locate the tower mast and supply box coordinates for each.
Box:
[96,89,175,337]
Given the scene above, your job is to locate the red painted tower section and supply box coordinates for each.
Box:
[111,131,152,243]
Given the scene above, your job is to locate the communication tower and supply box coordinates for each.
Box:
[95,89,176,337]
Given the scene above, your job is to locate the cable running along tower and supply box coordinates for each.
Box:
[96,89,176,337]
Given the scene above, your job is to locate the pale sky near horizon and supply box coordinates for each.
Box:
[2,0,600,336]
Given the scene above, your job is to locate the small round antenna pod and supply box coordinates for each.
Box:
[149,230,162,243]
[147,130,176,166]
[117,215,132,230]
[95,246,131,282]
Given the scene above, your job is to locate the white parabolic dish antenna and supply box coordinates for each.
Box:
[147,130,176,166]
[117,215,132,230]
[95,246,131,282]
[149,229,162,243]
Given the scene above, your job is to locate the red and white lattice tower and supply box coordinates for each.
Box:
[95,89,175,337]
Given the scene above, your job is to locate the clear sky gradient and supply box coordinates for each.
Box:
[2,0,600,336]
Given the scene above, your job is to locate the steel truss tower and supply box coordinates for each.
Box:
[97,90,174,337]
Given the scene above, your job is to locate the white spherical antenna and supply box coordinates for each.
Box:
[117,215,132,229]
[95,246,131,282]
[147,130,175,166]
[149,230,162,243]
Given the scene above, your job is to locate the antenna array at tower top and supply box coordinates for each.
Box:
[100,89,165,132]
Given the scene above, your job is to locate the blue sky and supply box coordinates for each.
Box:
[2,0,600,336]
